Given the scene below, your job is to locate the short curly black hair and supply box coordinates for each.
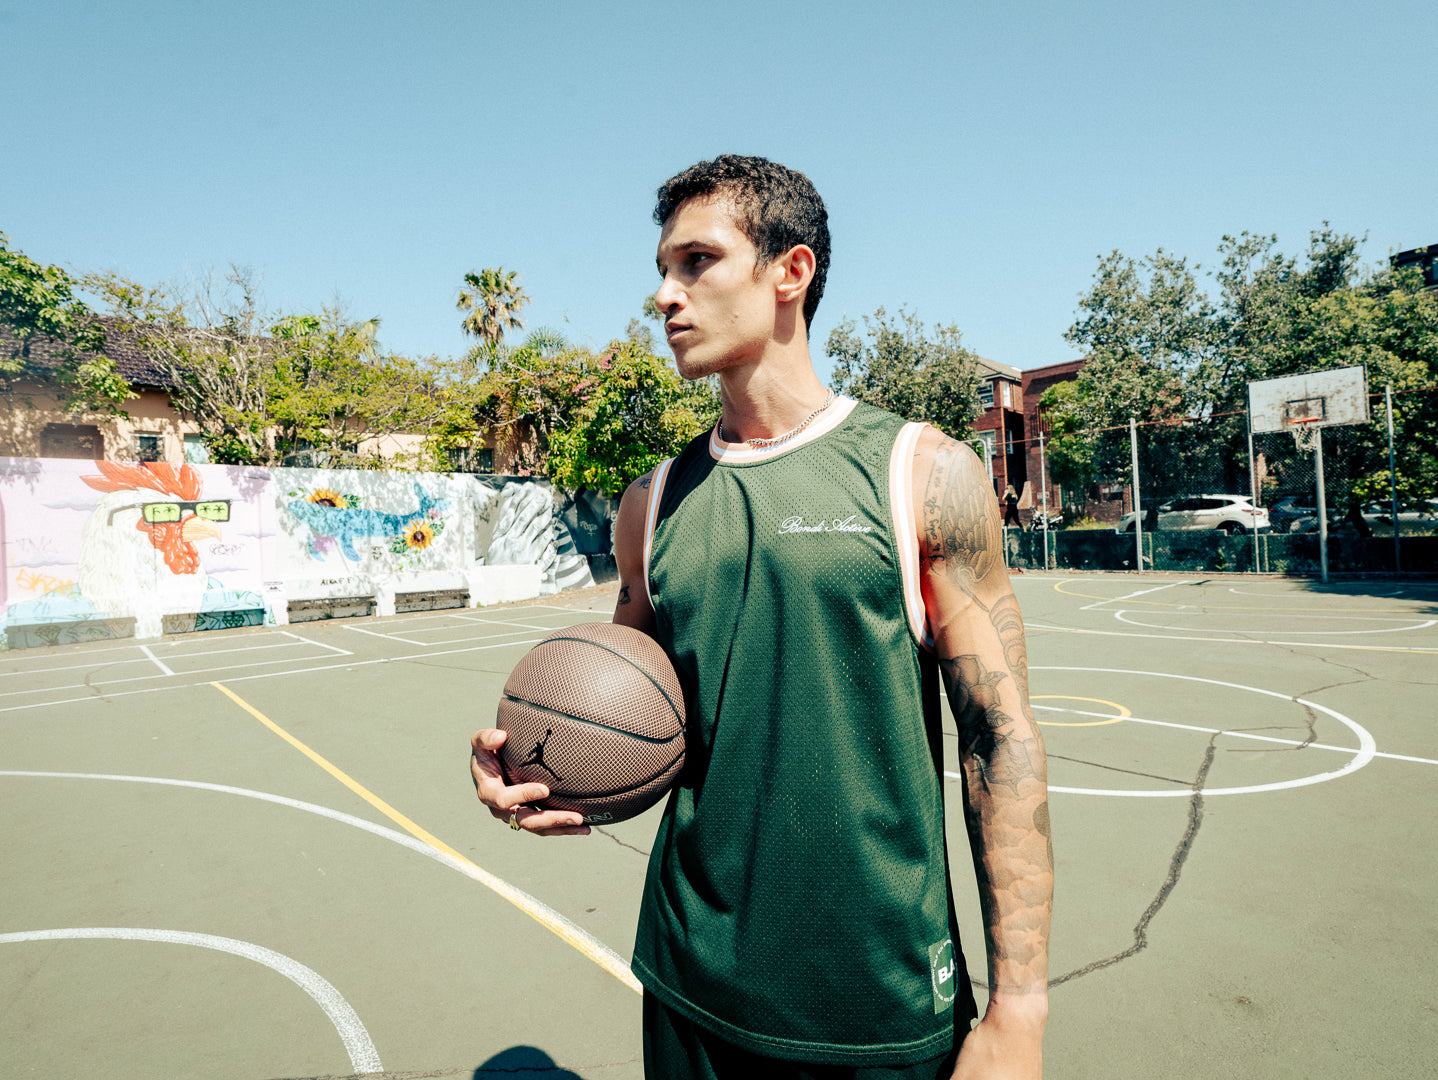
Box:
[654,154,830,328]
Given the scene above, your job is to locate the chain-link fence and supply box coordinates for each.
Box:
[1002,384,1438,576]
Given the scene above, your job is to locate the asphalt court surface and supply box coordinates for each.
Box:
[3,574,1436,1078]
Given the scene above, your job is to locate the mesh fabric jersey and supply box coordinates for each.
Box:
[632,399,977,1066]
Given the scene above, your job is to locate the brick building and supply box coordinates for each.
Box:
[969,355,1087,518]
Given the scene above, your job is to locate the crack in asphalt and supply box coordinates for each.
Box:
[594,826,649,857]
[1044,751,1190,786]
[1047,737,1217,988]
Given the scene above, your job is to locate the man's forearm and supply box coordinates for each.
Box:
[943,652,1053,998]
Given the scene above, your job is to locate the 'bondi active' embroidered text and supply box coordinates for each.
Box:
[778,515,874,535]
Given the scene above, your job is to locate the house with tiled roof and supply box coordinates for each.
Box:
[1,317,527,471]
[0,316,209,463]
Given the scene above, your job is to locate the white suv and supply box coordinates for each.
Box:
[1117,494,1270,535]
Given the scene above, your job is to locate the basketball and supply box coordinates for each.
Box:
[496,621,686,825]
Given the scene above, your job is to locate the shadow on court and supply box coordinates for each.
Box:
[265,1045,587,1080]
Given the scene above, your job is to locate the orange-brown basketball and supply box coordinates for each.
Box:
[496,622,685,825]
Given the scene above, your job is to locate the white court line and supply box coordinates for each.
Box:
[138,645,174,677]
[0,926,382,1073]
[342,622,581,648]
[1026,622,1438,655]
[341,624,414,642]
[1111,610,1437,635]
[0,654,156,679]
[280,630,352,657]
[1011,665,1377,797]
[0,633,338,678]
[0,646,364,703]
[0,634,554,713]
[1081,580,1192,610]
[0,771,639,994]
[1033,704,1438,765]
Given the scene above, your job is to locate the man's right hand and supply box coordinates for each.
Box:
[470,729,590,836]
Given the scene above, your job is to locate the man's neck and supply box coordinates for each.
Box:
[717,346,830,445]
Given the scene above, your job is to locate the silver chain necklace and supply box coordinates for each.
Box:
[718,391,837,449]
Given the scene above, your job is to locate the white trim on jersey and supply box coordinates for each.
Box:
[708,396,859,463]
[889,421,934,650]
[642,458,674,612]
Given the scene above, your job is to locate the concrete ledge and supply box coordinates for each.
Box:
[161,610,267,635]
[287,595,377,623]
[395,589,470,613]
[4,617,137,650]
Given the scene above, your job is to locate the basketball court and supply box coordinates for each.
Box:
[3,573,1436,1078]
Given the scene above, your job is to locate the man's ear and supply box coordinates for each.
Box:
[773,244,816,308]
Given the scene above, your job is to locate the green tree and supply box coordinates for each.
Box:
[457,267,529,352]
[825,307,984,438]
[448,332,590,473]
[266,312,447,466]
[1037,380,1099,499]
[1063,229,1438,507]
[547,340,720,495]
[1065,249,1213,427]
[1,232,133,414]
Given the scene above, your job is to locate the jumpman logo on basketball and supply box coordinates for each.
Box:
[520,728,562,782]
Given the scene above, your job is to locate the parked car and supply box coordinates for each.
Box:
[1116,494,1270,535]
[1266,495,1319,533]
[1291,499,1438,535]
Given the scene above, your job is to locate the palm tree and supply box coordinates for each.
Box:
[457,268,529,347]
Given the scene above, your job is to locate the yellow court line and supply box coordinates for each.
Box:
[1051,578,1424,613]
[1032,695,1130,727]
[209,681,641,994]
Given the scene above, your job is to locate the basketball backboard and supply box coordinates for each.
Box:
[1247,366,1369,434]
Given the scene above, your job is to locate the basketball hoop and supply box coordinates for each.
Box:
[1287,416,1323,452]
[1283,396,1327,453]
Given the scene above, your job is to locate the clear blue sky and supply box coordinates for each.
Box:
[4,1,1433,382]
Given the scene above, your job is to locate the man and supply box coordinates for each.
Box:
[471,155,1052,1078]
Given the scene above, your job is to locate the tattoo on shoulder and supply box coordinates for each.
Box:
[921,440,1002,599]
[639,477,651,489]
[617,585,632,606]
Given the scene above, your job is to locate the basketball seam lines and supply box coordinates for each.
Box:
[502,693,682,745]
[532,634,685,722]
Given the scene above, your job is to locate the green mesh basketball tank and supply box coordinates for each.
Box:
[632,399,977,1065]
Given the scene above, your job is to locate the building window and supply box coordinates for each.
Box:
[132,433,163,462]
[1001,383,1010,408]
[41,423,102,459]
[977,382,995,409]
[184,435,210,464]
[975,430,997,460]
[448,446,494,473]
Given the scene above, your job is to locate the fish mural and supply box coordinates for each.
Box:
[287,482,451,561]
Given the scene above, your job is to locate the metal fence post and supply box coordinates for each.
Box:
[1315,429,1329,585]
[1247,405,1259,570]
[1387,385,1400,574]
[1130,418,1142,572]
[1039,432,1050,570]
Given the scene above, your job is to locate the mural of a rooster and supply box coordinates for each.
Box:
[78,462,226,637]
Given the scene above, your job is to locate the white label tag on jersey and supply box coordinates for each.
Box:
[929,937,957,1014]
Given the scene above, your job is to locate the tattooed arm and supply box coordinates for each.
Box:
[914,429,1052,1079]
[611,471,659,637]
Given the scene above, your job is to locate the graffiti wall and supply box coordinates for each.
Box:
[0,458,602,649]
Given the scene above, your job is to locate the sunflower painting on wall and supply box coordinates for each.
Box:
[286,482,451,566]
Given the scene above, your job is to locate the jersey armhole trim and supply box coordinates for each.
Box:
[890,422,934,650]
[642,458,674,611]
